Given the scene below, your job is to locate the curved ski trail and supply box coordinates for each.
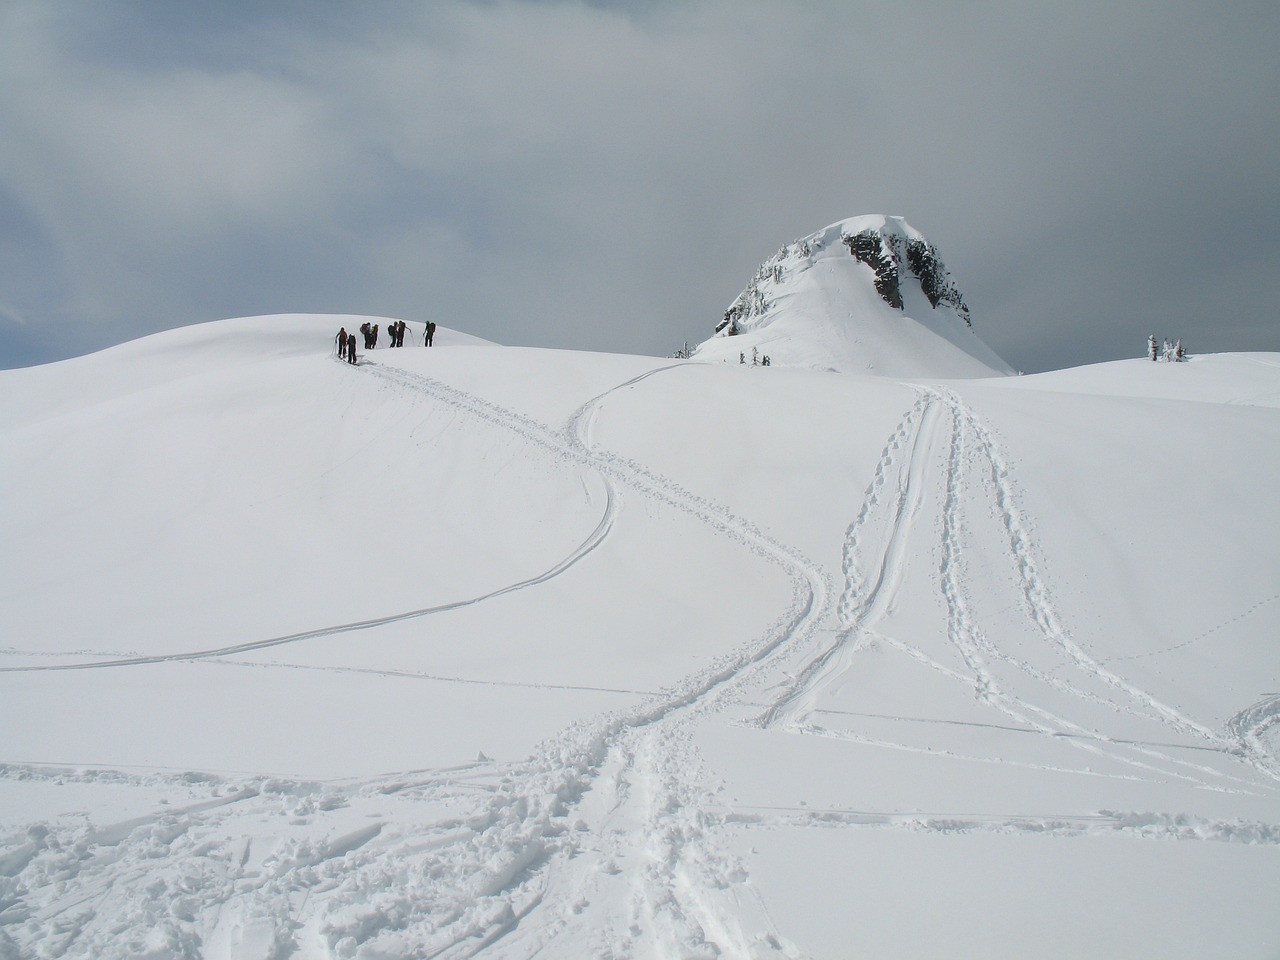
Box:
[3,356,831,960]
[336,359,829,957]
[316,359,828,957]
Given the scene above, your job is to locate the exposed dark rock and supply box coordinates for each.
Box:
[839,228,971,326]
[843,231,903,309]
[905,239,971,326]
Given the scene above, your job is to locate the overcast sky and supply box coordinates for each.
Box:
[1,0,1276,372]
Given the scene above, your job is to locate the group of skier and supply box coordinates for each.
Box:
[386,320,409,347]
[335,320,438,363]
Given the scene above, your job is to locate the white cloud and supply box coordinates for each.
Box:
[0,0,1276,370]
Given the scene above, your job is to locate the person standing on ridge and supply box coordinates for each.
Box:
[336,327,348,360]
[425,321,436,347]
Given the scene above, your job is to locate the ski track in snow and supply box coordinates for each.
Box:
[4,357,1278,960]
[0,466,618,676]
[209,658,660,699]
[1100,592,1280,664]
[753,385,1279,796]
[720,806,1280,844]
[349,359,825,958]
[755,395,937,730]
[1,357,827,960]
[1227,695,1280,781]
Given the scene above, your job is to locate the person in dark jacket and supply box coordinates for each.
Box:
[425,321,436,347]
[336,327,348,359]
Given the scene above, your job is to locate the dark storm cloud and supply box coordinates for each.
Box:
[0,0,1276,371]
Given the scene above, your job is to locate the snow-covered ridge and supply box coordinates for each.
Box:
[693,215,1015,379]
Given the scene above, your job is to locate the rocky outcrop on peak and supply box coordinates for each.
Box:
[694,215,1012,378]
[842,228,971,324]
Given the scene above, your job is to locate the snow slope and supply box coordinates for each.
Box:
[1,315,1278,959]
[693,216,1016,378]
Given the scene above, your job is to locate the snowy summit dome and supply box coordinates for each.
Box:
[693,215,1014,378]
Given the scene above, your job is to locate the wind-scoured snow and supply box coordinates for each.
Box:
[0,311,1277,960]
[693,216,1016,378]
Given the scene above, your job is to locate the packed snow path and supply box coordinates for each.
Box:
[2,330,1278,959]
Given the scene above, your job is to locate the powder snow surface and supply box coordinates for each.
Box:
[1,315,1278,959]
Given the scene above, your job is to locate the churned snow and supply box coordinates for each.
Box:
[1,312,1278,959]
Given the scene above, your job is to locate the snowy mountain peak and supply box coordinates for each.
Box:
[693,215,1015,378]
